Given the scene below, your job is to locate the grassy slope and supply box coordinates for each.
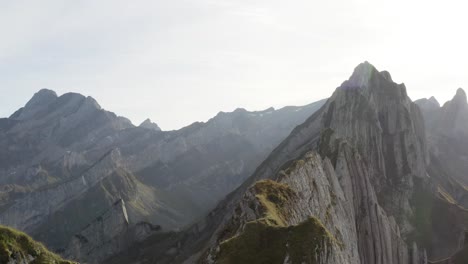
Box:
[0,225,75,264]
[216,180,337,264]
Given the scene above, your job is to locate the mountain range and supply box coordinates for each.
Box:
[0,88,325,263]
[0,62,467,264]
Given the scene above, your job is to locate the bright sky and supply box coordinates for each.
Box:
[1,0,467,130]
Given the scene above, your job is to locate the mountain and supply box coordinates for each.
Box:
[415,89,468,259]
[0,225,76,264]
[416,89,468,206]
[109,62,468,264]
[0,89,325,263]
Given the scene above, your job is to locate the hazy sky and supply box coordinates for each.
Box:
[1,0,467,130]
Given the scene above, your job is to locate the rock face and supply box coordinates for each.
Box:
[111,62,467,264]
[66,199,130,263]
[0,225,75,264]
[203,154,360,264]
[0,89,325,262]
[65,199,161,264]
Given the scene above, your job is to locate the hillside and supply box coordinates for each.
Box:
[0,225,75,264]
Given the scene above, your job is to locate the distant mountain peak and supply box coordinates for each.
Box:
[337,62,409,105]
[347,61,377,87]
[11,88,58,120]
[27,88,58,106]
[233,108,247,113]
[441,88,468,110]
[36,88,57,97]
[429,96,440,106]
[415,96,440,110]
[139,118,161,131]
[344,61,400,94]
[454,88,467,104]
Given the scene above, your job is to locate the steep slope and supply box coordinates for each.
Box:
[64,199,162,264]
[112,62,467,264]
[0,225,75,264]
[0,89,325,261]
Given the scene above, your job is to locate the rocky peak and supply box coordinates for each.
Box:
[28,88,58,105]
[415,97,441,130]
[12,88,58,120]
[431,88,468,137]
[341,61,408,102]
[429,96,440,107]
[415,97,441,114]
[452,88,467,106]
[440,88,467,116]
[139,118,161,131]
[56,92,100,111]
[320,62,428,221]
[345,61,378,89]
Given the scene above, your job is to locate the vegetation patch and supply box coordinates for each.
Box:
[252,180,296,226]
[216,180,339,264]
[217,217,336,264]
[0,225,75,264]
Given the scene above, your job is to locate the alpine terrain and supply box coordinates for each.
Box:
[0,88,324,263]
[103,62,468,264]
